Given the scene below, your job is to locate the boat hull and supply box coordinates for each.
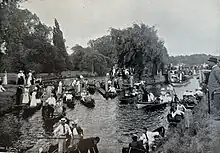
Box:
[118,96,138,104]
[167,114,183,123]
[122,126,165,153]
[22,103,42,118]
[80,99,95,108]
[122,147,146,153]
[63,99,75,108]
[105,92,117,99]
[171,80,190,87]
[87,86,96,95]
[136,101,168,109]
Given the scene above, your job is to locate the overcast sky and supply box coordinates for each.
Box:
[21,0,220,56]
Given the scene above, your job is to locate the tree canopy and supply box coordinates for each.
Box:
[0,1,170,78]
[110,24,169,79]
[169,54,216,66]
[0,1,71,73]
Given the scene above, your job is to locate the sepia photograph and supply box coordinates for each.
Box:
[0,0,220,152]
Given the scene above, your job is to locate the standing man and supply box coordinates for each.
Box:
[15,85,23,105]
[54,118,73,153]
[69,119,84,147]
[207,57,220,120]
[45,93,56,118]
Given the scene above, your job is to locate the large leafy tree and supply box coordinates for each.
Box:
[70,44,110,75]
[110,24,169,80]
[0,1,73,73]
[88,35,116,67]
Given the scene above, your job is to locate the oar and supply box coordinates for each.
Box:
[36,136,66,139]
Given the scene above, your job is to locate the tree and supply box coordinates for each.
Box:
[110,23,169,80]
[53,18,71,70]
[88,35,116,67]
[70,44,110,75]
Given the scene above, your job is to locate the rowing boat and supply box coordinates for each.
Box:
[136,101,168,109]
[171,79,190,87]
[80,98,95,108]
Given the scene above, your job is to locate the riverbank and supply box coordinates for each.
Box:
[0,71,97,84]
[155,95,220,153]
[0,85,16,116]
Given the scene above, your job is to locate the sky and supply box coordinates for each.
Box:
[20,0,220,56]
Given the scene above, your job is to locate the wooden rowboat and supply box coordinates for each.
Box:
[80,98,95,108]
[171,79,190,87]
[136,101,168,109]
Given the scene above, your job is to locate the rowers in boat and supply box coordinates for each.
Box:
[182,90,197,109]
[87,80,96,95]
[194,87,204,101]
[167,102,185,126]
[42,94,65,120]
[118,87,138,104]
[105,85,117,99]
[136,88,171,109]
[122,126,165,153]
[80,90,95,108]
[170,73,190,87]
[63,91,75,108]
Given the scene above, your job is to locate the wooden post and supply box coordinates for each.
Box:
[105,73,109,92]
[130,75,133,87]
[208,90,210,114]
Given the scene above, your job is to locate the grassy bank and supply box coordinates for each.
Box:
[0,71,97,84]
[155,95,220,153]
[0,85,16,116]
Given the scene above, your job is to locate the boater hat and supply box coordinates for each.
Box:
[208,57,218,63]
[60,118,67,122]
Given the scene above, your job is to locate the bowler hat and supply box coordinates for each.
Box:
[208,57,218,63]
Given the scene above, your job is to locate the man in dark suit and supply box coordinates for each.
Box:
[77,137,100,153]
[16,85,23,105]
[207,57,220,120]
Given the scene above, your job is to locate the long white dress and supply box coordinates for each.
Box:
[2,71,7,85]
[22,88,30,104]
[57,81,62,95]
[76,81,81,93]
[27,73,32,86]
[30,91,37,107]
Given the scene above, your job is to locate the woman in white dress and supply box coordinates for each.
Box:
[30,87,37,107]
[2,71,7,85]
[27,72,32,86]
[57,81,63,95]
[22,86,30,104]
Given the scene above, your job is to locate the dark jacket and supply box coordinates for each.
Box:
[78,137,99,153]
[129,140,147,153]
[208,65,220,97]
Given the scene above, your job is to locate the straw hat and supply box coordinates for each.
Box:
[60,118,67,122]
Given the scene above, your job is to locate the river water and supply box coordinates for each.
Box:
[0,76,200,153]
